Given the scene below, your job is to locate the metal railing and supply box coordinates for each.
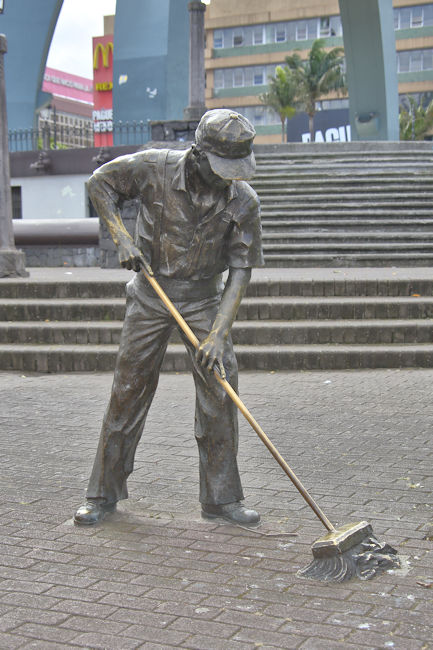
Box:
[8,120,150,152]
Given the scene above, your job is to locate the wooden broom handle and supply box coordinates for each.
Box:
[142,269,335,532]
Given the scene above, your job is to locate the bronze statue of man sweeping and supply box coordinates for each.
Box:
[74,109,264,527]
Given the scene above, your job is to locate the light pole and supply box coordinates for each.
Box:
[183,1,207,120]
[0,1,28,276]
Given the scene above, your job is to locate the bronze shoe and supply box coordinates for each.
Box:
[201,501,260,526]
[74,500,116,526]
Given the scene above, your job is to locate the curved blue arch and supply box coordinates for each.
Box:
[0,0,63,132]
[1,0,190,141]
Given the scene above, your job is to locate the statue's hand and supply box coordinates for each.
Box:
[117,240,153,275]
[196,331,227,380]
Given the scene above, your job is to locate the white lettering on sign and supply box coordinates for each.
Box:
[92,109,113,121]
[301,125,351,143]
[94,121,113,133]
[44,73,92,93]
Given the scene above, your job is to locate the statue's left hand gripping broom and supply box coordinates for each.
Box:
[142,267,400,583]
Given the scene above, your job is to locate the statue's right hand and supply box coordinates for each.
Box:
[117,241,153,275]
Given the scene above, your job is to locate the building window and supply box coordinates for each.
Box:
[233,68,244,86]
[411,51,423,72]
[233,29,244,47]
[253,26,264,45]
[320,17,331,37]
[398,51,410,72]
[330,15,342,36]
[11,187,22,220]
[212,15,343,51]
[230,105,280,126]
[398,48,433,72]
[214,29,223,48]
[394,4,433,30]
[214,63,283,90]
[425,5,433,26]
[411,6,423,27]
[296,21,308,40]
[275,23,287,42]
[253,68,264,85]
[423,49,433,69]
[214,69,224,89]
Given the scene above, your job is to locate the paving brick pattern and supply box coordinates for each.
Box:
[0,368,431,649]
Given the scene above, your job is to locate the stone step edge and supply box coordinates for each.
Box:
[2,344,433,373]
[2,342,433,353]
[2,295,433,306]
[262,233,433,240]
[2,317,433,330]
[261,219,433,225]
[265,250,433,256]
[263,244,433,251]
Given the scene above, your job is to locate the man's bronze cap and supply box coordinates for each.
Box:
[195,109,256,180]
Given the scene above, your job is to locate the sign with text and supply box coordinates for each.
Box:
[93,34,114,146]
[42,67,93,104]
[287,109,351,143]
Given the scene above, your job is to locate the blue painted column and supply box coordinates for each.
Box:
[0,35,28,276]
[339,0,399,140]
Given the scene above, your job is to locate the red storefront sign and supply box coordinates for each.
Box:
[93,34,114,146]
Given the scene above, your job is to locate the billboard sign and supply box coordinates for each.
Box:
[93,34,114,146]
[287,108,351,143]
[42,67,93,104]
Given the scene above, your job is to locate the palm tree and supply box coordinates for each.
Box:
[259,65,297,143]
[285,38,346,142]
[399,95,433,140]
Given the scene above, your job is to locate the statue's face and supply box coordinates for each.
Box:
[196,150,231,190]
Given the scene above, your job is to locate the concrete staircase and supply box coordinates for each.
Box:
[2,269,433,372]
[252,142,433,267]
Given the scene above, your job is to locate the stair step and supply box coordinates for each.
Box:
[263,242,433,252]
[3,295,433,322]
[0,280,130,300]
[262,232,433,243]
[261,208,433,217]
[254,166,433,174]
[3,318,432,346]
[0,298,127,321]
[239,296,433,320]
[258,195,433,205]
[234,319,433,344]
[261,219,433,229]
[2,342,433,372]
[262,253,433,267]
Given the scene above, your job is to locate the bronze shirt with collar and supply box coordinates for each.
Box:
[91,147,264,281]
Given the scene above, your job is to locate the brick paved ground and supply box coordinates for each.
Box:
[0,368,431,649]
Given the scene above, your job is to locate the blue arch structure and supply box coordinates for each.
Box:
[339,0,399,140]
[0,0,190,141]
[0,0,63,132]
[113,0,190,137]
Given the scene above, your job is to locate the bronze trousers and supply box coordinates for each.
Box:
[86,274,244,506]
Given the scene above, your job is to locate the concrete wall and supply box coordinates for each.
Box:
[205,0,341,25]
[12,175,90,221]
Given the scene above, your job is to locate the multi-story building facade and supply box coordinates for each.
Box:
[204,0,433,143]
[39,68,93,149]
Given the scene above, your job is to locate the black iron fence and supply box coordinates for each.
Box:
[8,120,150,152]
